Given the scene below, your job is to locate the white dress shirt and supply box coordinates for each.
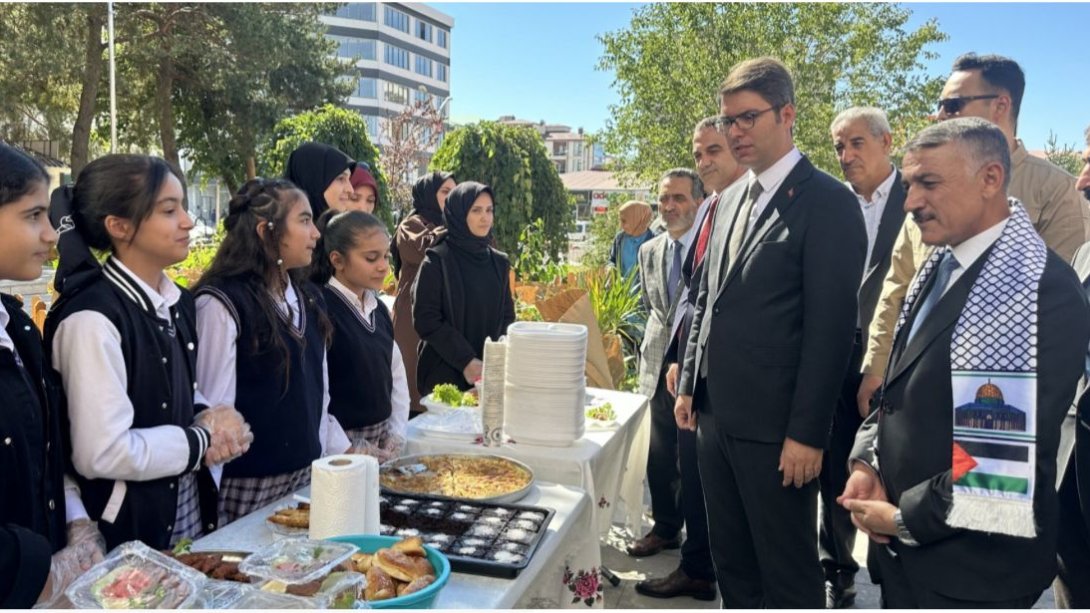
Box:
[848,166,897,267]
[935,217,1010,296]
[669,195,712,337]
[327,277,410,441]
[195,279,351,478]
[746,147,804,234]
[52,258,203,521]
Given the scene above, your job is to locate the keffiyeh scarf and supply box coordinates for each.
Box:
[895,199,1044,538]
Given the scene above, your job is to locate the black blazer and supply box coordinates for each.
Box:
[1063,242,1090,533]
[858,170,907,336]
[665,194,717,368]
[852,247,1090,601]
[678,155,867,448]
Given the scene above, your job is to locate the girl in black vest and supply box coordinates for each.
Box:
[194,179,349,524]
[0,143,105,607]
[44,155,251,552]
[412,182,515,395]
[313,210,409,463]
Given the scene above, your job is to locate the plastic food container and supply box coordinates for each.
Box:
[238,539,358,585]
[226,588,315,609]
[185,579,248,609]
[328,535,450,609]
[66,541,208,609]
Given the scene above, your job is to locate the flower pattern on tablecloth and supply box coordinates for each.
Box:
[563,566,604,606]
[597,496,610,509]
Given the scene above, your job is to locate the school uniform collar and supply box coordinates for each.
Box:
[103,256,180,321]
[0,297,13,354]
[327,276,378,320]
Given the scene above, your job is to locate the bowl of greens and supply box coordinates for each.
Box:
[421,383,480,414]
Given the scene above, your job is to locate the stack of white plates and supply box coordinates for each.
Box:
[503,322,588,446]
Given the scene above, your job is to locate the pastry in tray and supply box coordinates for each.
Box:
[350,537,437,602]
[267,501,311,531]
[380,454,532,500]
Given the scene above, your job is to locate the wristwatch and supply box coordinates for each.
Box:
[892,509,920,547]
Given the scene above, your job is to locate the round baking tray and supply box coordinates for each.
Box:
[379,453,534,503]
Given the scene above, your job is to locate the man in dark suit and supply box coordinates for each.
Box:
[639,117,747,601]
[842,118,1090,607]
[820,106,907,608]
[1056,239,1090,609]
[674,57,867,608]
[628,169,703,561]
[1055,132,1090,607]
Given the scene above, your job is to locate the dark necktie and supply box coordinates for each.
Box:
[907,249,959,344]
[667,240,683,304]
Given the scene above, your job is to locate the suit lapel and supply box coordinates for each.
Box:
[717,157,814,296]
[885,249,990,387]
[859,172,906,291]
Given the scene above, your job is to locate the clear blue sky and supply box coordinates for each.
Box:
[437,2,1090,153]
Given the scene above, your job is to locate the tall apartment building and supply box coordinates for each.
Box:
[496,116,598,173]
[321,3,453,171]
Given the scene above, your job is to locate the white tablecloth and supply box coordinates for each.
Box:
[407,388,650,539]
[190,482,605,609]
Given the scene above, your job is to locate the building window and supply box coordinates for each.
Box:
[384,44,409,70]
[384,6,409,33]
[329,35,376,61]
[416,20,432,43]
[415,56,433,78]
[438,29,448,49]
[413,89,430,105]
[364,115,379,139]
[384,81,409,105]
[335,3,376,21]
[573,142,583,156]
[357,77,377,99]
[437,63,448,82]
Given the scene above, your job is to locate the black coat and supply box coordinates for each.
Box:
[0,295,67,607]
[679,156,868,448]
[858,171,907,336]
[1061,243,1090,533]
[411,242,515,395]
[852,247,1090,601]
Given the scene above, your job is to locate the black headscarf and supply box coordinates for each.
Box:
[392,171,453,277]
[442,181,495,255]
[412,171,452,227]
[284,142,355,219]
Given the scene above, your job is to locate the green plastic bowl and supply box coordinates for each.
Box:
[327,535,451,609]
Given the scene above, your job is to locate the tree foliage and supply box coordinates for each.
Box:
[0,3,350,184]
[380,96,447,214]
[429,121,571,259]
[597,3,948,181]
[259,104,393,226]
[1044,131,1084,177]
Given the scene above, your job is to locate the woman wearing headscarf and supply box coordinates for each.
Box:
[392,172,455,414]
[284,142,356,219]
[609,200,655,279]
[411,181,514,397]
[348,165,380,214]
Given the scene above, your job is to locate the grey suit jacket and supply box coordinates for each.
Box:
[636,233,683,399]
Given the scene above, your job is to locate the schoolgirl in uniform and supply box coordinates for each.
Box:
[0,143,104,607]
[313,210,408,462]
[45,154,250,551]
[194,178,350,524]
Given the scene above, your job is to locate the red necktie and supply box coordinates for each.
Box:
[694,194,720,268]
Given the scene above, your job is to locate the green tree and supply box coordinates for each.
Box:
[1044,131,1083,177]
[429,121,571,258]
[259,104,393,225]
[597,3,947,182]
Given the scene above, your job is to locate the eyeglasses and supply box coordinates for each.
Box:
[936,94,999,116]
[716,107,778,132]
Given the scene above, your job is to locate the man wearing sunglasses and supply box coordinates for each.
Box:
[858,52,1087,432]
[674,57,866,608]
[1055,125,1090,610]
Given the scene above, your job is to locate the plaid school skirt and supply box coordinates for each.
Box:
[345,420,392,452]
[217,465,312,526]
[170,472,203,546]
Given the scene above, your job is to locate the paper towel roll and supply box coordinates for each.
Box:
[309,454,381,540]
